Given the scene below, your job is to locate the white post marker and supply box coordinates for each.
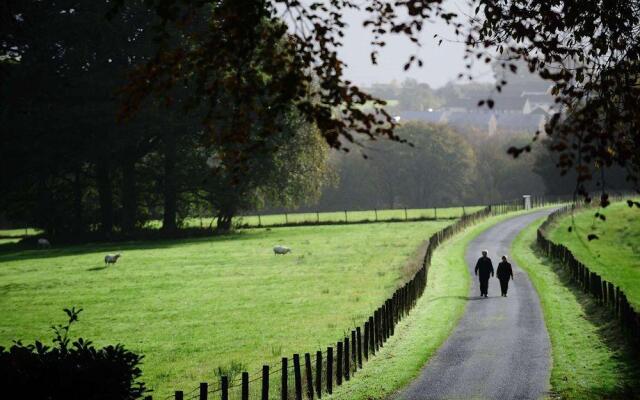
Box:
[523,194,532,210]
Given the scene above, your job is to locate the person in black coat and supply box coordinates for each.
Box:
[474,250,494,297]
[496,255,514,296]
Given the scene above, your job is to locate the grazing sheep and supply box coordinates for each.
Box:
[37,238,51,248]
[273,245,291,255]
[104,254,121,266]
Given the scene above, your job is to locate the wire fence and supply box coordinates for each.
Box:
[167,206,487,231]
[145,196,567,400]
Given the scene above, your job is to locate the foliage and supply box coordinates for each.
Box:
[317,124,550,210]
[109,0,640,206]
[464,1,640,204]
[0,308,146,400]
[199,110,334,231]
[214,361,247,387]
[0,1,333,236]
[111,0,400,152]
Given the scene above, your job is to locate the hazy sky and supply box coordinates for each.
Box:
[337,4,495,88]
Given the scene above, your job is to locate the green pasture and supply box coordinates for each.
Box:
[0,220,449,398]
[547,201,640,308]
[0,228,41,238]
[153,206,485,230]
[513,216,640,399]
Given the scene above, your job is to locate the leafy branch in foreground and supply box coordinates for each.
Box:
[0,307,147,400]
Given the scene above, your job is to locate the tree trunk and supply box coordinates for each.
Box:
[216,210,234,232]
[121,157,137,234]
[96,158,114,236]
[72,169,84,235]
[162,132,178,232]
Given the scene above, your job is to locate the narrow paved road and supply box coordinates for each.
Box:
[397,210,553,400]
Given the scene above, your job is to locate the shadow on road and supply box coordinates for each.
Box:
[426,295,501,302]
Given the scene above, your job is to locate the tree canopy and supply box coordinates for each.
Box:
[109,0,640,207]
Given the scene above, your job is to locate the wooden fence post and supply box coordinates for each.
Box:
[351,330,357,373]
[336,342,343,386]
[200,382,208,400]
[315,351,322,398]
[285,213,289,224]
[404,208,408,220]
[609,282,615,311]
[363,321,369,360]
[281,358,288,400]
[262,365,269,400]
[242,372,249,400]
[344,210,348,222]
[344,337,350,381]
[381,304,387,342]
[356,327,363,368]
[327,347,333,394]
[305,353,314,400]
[374,208,378,221]
[293,354,302,400]
[221,376,228,400]
[369,316,376,354]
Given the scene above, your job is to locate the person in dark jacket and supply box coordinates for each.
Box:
[496,255,514,297]
[474,250,494,297]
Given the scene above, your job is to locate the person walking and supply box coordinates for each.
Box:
[474,250,494,297]
[496,255,514,297]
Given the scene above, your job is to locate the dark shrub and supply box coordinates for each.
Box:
[0,307,147,399]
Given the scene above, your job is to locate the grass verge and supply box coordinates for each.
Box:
[325,210,538,399]
[547,201,640,308]
[513,216,640,399]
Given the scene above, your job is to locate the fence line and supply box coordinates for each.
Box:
[536,203,640,357]
[148,196,558,400]
[182,206,486,230]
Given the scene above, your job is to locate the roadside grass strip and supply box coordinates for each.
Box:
[513,217,640,399]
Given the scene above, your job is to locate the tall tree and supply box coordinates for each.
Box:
[117,0,640,207]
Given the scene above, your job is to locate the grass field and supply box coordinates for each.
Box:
[513,217,640,399]
[0,220,449,398]
[548,202,640,308]
[0,228,41,238]
[150,206,485,230]
[324,210,540,399]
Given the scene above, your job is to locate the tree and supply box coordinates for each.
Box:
[370,122,477,208]
[200,110,334,231]
[0,1,165,237]
[112,0,640,208]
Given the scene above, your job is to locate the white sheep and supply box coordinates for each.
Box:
[104,253,121,266]
[37,238,51,248]
[273,245,291,255]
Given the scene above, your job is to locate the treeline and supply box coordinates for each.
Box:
[312,122,544,211]
[309,121,634,213]
[0,1,332,238]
